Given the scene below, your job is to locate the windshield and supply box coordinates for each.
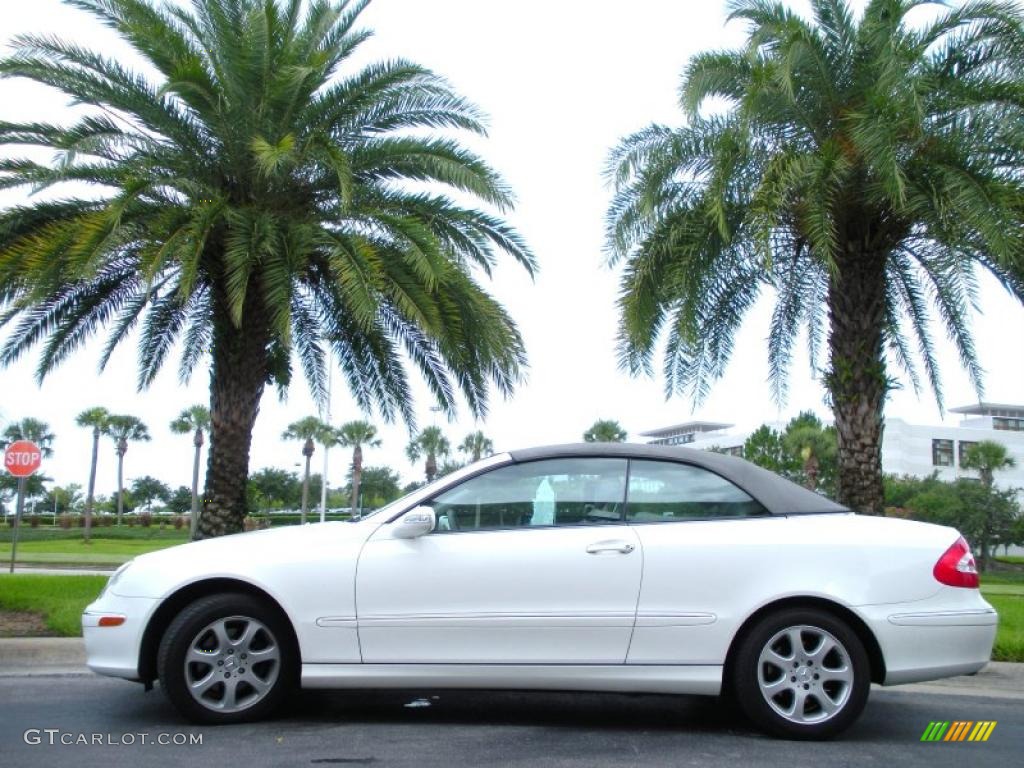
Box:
[349,453,512,521]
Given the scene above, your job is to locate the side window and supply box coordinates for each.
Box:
[626,460,767,521]
[428,458,628,532]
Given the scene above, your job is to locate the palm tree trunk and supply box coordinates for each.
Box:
[426,452,437,483]
[301,454,311,525]
[351,444,363,516]
[804,455,820,492]
[826,247,888,515]
[198,286,269,539]
[84,428,99,543]
[189,431,202,540]
[116,449,125,525]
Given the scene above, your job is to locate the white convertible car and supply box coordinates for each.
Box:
[83,444,997,739]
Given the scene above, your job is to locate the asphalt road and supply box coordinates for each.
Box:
[0,676,1018,768]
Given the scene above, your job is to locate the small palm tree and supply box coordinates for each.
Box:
[961,439,1016,570]
[75,407,110,541]
[459,430,494,462]
[0,0,534,539]
[583,419,627,443]
[170,405,211,539]
[0,417,56,456]
[106,415,150,525]
[782,420,837,492]
[335,420,381,516]
[407,426,450,483]
[962,441,1017,489]
[282,417,331,524]
[605,0,1024,514]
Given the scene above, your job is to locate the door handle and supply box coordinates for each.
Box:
[586,540,635,555]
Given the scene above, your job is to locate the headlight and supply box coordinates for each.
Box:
[100,560,134,597]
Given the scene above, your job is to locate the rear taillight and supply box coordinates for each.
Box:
[933,536,979,588]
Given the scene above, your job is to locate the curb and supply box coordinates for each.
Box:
[0,637,87,675]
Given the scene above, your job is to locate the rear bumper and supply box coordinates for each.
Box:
[82,592,160,681]
[857,592,998,686]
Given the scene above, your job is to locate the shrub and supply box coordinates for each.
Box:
[243,516,258,532]
[28,514,40,528]
[139,512,152,528]
[172,515,185,530]
[58,514,72,530]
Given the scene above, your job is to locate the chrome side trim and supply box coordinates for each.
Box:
[887,609,998,627]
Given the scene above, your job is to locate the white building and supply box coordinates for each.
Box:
[639,402,1024,490]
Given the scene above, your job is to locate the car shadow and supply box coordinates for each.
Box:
[286,689,756,736]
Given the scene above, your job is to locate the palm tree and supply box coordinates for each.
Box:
[458,430,494,462]
[583,419,627,443]
[0,417,56,456]
[335,420,381,516]
[782,415,837,493]
[282,416,330,524]
[0,0,534,538]
[961,439,1017,570]
[407,426,450,483]
[961,440,1017,490]
[605,0,1024,515]
[170,405,211,539]
[75,407,110,541]
[106,415,150,525]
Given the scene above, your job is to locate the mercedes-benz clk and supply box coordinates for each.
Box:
[83,443,997,739]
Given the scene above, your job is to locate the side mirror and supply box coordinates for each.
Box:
[393,506,435,539]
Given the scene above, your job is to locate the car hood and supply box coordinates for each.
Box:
[109,520,375,599]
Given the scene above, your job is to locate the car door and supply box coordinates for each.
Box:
[355,457,642,664]
[623,458,784,665]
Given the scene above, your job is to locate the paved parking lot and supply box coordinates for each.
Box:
[0,675,1019,767]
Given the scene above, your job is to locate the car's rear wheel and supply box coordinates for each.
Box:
[157,593,297,724]
[731,607,870,739]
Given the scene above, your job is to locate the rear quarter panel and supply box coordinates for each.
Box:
[627,513,960,664]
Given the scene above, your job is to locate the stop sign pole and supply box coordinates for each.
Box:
[4,441,43,574]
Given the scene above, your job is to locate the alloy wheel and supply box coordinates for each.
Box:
[755,624,854,724]
[184,615,281,713]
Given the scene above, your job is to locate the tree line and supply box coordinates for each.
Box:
[0,411,501,532]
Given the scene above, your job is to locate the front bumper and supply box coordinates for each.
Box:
[82,591,161,680]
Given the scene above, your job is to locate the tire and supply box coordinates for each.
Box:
[157,593,297,724]
[730,607,870,740]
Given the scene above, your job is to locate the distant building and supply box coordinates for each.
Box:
[883,404,1024,487]
[640,403,1024,489]
[638,420,735,448]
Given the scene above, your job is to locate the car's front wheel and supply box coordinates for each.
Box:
[731,607,870,739]
[157,593,297,724]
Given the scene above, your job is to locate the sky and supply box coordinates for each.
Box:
[1,0,1023,498]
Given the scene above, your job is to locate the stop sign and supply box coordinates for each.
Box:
[4,440,42,478]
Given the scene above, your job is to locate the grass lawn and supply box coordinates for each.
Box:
[987,593,1024,662]
[0,536,187,565]
[0,575,107,636]
[980,573,1024,661]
